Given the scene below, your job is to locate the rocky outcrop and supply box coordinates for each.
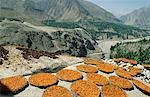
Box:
[0,20,102,57]
[0,46,84,78]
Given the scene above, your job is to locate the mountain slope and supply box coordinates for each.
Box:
[0,0,119,23]
[120,5,150,28]
[77,0,120,23]
[0,19,102,57]
[43,19,150,40]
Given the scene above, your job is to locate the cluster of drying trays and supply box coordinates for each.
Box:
[0,58,150,97]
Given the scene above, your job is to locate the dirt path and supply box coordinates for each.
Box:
[23,22,78,34]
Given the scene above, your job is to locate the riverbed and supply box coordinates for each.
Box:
[97,36,150,59]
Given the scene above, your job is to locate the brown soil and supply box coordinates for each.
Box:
[87,73,109,86]
[0,75,28,94]
[56,69,83,82]
[132,79,150,95]
[42,86,72,97]
[76,65,98,73]
[71,80,100,97]
[102,84,128,97]
[16,47,59,60]
[109,76,133,90]
[29,73,58,87]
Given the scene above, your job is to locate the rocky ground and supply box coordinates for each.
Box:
[0,46,150,97]
[0,46,84,78]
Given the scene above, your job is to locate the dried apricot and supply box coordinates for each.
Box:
[71,80,100,97]
[115,68,133,79]
[0,75,28,94]
[42,86,72,97]
[87,73,108,86]
[109,76,133,90]
[102,84,128,97]
[132,79,150,95]
[76,65,98,73]
[84,59,103,65]
[29,73,58,87]
[56,69,82,81]
[97,63,114,73]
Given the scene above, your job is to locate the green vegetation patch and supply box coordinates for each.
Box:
[110,39,150,64]
[43,19,150,40]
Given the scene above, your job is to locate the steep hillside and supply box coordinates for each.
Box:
[0,19,102,57]
[77,0,120,23]
[120,5,150,28]
[43,19,150,40]
[110,39,150,64]
[1,0,149,41]
[0,0,119,23]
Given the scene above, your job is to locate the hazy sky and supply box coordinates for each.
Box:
[87,0,150,17]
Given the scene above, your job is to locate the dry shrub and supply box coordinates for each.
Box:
[102,84,128,97]
[84,59,104,65]
[132,79,150,95]
[29,73,58,87]
[56,69,82,82]
[42,86,72,97]
[0,46,9,65]
[109,76,133,90]
[96,63,114,73]
[76,65,98,73]
[87,73,109,86]
[16,47,58,60]
[115,68,133,79]
[71,80,100,97]
[0,75,28,94]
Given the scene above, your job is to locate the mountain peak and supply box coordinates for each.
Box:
[120,5,150,28]
[0,0,119,23]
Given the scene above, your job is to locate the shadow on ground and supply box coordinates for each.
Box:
[0,81,14,97]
